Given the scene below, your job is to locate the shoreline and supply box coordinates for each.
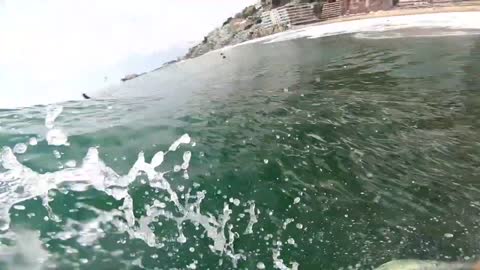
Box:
[119,4,480,85]
[186,2,480,60]
[299,2,480,28]
[206,6,480,56]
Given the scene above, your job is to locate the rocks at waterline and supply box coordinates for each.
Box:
[184,20,288,59]
[184,0,324,59]
[121,73,146,82]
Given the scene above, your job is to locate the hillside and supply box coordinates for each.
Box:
[184,0,319,59]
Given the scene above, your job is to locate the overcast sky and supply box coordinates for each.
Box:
[0,0,256,108]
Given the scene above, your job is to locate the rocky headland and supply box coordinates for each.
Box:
[184,1,318,59]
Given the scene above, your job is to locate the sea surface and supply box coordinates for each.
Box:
[1,25,480,270]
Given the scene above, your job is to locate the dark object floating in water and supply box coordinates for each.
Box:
[82,93,91,99]
[222,55,226,59]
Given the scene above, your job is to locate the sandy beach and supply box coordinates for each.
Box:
[304,2,480,28]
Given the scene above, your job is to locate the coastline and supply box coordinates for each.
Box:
[119,3,480,84]
[301,2,480,27]
[184,2,480,60]
[197,5,480,58]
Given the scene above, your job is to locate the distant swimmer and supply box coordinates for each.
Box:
[82,93,91,99]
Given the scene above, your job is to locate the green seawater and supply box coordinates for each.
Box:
[1,30,480,270]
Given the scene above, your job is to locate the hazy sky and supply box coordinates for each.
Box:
[0,0,256,108]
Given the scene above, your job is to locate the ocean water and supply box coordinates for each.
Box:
[1,27,480,270]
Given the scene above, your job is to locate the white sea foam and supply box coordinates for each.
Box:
[168,134,191,152]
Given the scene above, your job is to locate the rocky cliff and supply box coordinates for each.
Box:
[184,2,306,59]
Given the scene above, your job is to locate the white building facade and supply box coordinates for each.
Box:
[261,3,318,28]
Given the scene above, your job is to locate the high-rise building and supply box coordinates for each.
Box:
[261,2,319,28]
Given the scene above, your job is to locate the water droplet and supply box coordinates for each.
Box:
[264,159,269,164]
[13,205,26,210]
[65,160,76,168]
[444,233,454,238]
[229,198,240,206]
[53,150,61,159]
[177,234,187,243]
[28,137,38,146]
[151,151,164,168]
[287,238,296,245]
[13,143,27,154]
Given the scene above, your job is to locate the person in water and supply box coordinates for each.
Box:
[82,93,91,99]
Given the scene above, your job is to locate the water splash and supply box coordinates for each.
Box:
[0,131,259,267]
[244,201,258,235]
[0,107,302,268]
[44,105,68,146]
[272,248,299,270]
[45,105,63,129]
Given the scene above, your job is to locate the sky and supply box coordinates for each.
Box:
[0,0,257,108]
